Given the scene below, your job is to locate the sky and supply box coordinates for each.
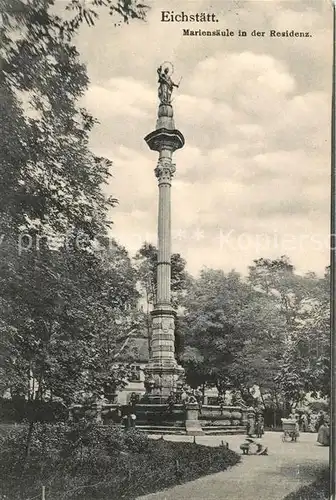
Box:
[69,0,332,277]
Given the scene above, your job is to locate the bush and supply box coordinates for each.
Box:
[0,398,68,423]
[123,428,149,453]
[0,422,240,500]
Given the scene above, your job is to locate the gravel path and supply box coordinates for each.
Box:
[137,432,329,500]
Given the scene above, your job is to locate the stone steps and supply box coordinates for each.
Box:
[136,425,246,435]
[137,425,186,435]
[203,426,246,435]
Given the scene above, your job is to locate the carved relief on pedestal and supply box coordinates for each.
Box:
[154,158,176,184]
[151,314,175,361]
[152,316,162,328]
[152,315,175,331]
[161,316,174,331]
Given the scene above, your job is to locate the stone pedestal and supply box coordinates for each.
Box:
[185,402,204,435]
[145,309,184,399]
[144,100,185,401]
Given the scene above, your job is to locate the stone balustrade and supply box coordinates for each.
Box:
[69,402,255,435]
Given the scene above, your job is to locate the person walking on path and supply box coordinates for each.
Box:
[247,415,256,437]
[256,415,265,438]
[316,411,325,432]
[317,418,330,446]
[301,412,308,432]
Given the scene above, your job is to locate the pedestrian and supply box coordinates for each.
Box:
[298,412,303,431]
[130,413,137,428]
[167,391,175,413]
[247,416,256,437]
[122,414,129,430]
[316,411,325,432]
[256,415,265,438]
[291,415,300,441]
[301,412,308,432]
[317,420,330,446]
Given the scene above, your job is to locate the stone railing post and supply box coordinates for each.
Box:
[185,402,204,435]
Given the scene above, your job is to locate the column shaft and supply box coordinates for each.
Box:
[157,182,171,305]
[154,150,175,308]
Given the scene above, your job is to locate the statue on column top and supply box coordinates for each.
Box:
[157,62,180,105]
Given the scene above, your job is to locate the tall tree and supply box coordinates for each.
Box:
[181,260,329,412]
[134,242,191,310]
[0,0,147,235]
[0,237,139,405]
[0,0,147,408]
[248,257,330,406]
[248,256,320,336]
[182,268,286,399]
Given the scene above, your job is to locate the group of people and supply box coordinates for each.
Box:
[288,410,330,445]
[241,414,267,455]
[247,413,265,438]
[289,409,328,433]
[167,387,203,409]
[287,409,330,446]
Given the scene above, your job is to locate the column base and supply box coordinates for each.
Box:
[144,361,184,399]
[143,295,186,398]
[144,305,185,398]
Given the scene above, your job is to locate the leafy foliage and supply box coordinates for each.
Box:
[182,269,285,396]
[181,258,330,411]
[0,237,139,406]
[65,0,148,30]
[0,0,145,411]
[0,422,240,500]
[134,242,191,309]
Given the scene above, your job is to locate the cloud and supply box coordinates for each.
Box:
[84,77,155,120]
[70,0,331,276]
[187,52,296,99]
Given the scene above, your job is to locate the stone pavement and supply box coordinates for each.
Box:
[137,432,329,500]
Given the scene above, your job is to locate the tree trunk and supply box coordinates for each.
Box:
[259,389,267,409]
[21,419,35,476]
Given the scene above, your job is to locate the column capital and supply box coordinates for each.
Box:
[154,157,176,184]
[144,128,185,152]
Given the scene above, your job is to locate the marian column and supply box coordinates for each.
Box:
[144,63,184,401]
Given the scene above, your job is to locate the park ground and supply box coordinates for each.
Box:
[138,432,329,500]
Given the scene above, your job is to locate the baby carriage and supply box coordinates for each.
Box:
[281,418,299,442]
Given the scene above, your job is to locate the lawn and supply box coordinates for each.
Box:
[0,422,241,500]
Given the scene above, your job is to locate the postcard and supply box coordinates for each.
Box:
[0,0,333,499]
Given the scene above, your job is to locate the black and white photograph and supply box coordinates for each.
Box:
[0,0,334,499]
